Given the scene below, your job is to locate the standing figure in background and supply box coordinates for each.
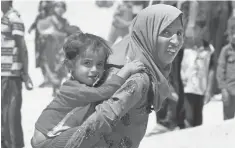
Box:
[28,0,54,87]
[37,1,70,95]
[107,0,134,45]
[216,16,235,120]
[1,1,33,148]
[181,41,214,128]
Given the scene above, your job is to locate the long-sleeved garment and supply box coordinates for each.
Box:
[216,43,235,94]
[35,72,125,137]
[64,72,151,148]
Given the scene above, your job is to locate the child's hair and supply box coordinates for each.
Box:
[63,32,112,65]
[65,25,82,36]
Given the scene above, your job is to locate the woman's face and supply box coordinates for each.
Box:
[156,17,184,66]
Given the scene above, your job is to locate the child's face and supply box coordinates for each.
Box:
[71,49,106,86]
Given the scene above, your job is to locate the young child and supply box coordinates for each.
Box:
[28,0,53,87]
[181,40,214,128]
[31,32,145,148]
[216,16,235,120]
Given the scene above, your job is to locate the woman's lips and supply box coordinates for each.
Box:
[167,48,177,55]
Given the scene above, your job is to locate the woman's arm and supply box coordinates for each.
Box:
[64,73,150,148]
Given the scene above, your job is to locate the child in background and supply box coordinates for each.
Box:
[31,32,145,148]
[28,0,54,87]
[216,16,235,120]
[37,1,70,93]
[181,40,215,128]
[107,0,134,45]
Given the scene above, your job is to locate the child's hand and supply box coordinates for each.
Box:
[123,60,146,76]
[22,74,34,90]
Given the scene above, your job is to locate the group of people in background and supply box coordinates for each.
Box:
[1,0,235,148]
[28,0,82,96]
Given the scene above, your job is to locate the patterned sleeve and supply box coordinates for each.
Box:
[64,73,150,148]
[9,11,25,36]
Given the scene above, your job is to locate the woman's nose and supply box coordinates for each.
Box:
[170,34,180,46]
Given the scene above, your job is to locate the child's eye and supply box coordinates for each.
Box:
[97,62,104,68]
[84,61,91,66]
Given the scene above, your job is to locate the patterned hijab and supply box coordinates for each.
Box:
[112,4,183,111]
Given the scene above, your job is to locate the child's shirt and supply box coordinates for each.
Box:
[1,8,25,77]
[181,46,214,95]
[35,71,125,137]
[216,43,235,94]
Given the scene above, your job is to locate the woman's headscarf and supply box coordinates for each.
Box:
[111,4,183,111]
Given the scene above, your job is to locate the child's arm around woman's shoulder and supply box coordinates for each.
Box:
[59,60,145,104]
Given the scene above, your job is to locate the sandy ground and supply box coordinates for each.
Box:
[10,1,234,148]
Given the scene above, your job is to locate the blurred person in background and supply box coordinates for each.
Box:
[95,0,114,8]
[216,16,235,120]
[107,0,134,45]
[1,1,33,148]
[28,0,54,87]
[37,0,70,96]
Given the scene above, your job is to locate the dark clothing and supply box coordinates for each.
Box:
[222,92,235,120]
[29,14,47,68]
[184,93,204,127]
[157,48,184,129]
[1,77,24,148]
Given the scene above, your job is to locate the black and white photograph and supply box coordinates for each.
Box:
[1,0,235,148]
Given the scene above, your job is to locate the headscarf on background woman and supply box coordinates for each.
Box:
[111,4,183,111]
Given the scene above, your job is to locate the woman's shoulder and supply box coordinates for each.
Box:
[126,72,150,92]
[129,72,150,83]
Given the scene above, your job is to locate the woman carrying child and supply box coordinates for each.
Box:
[32,4,184,148]
[31,32,145,148]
